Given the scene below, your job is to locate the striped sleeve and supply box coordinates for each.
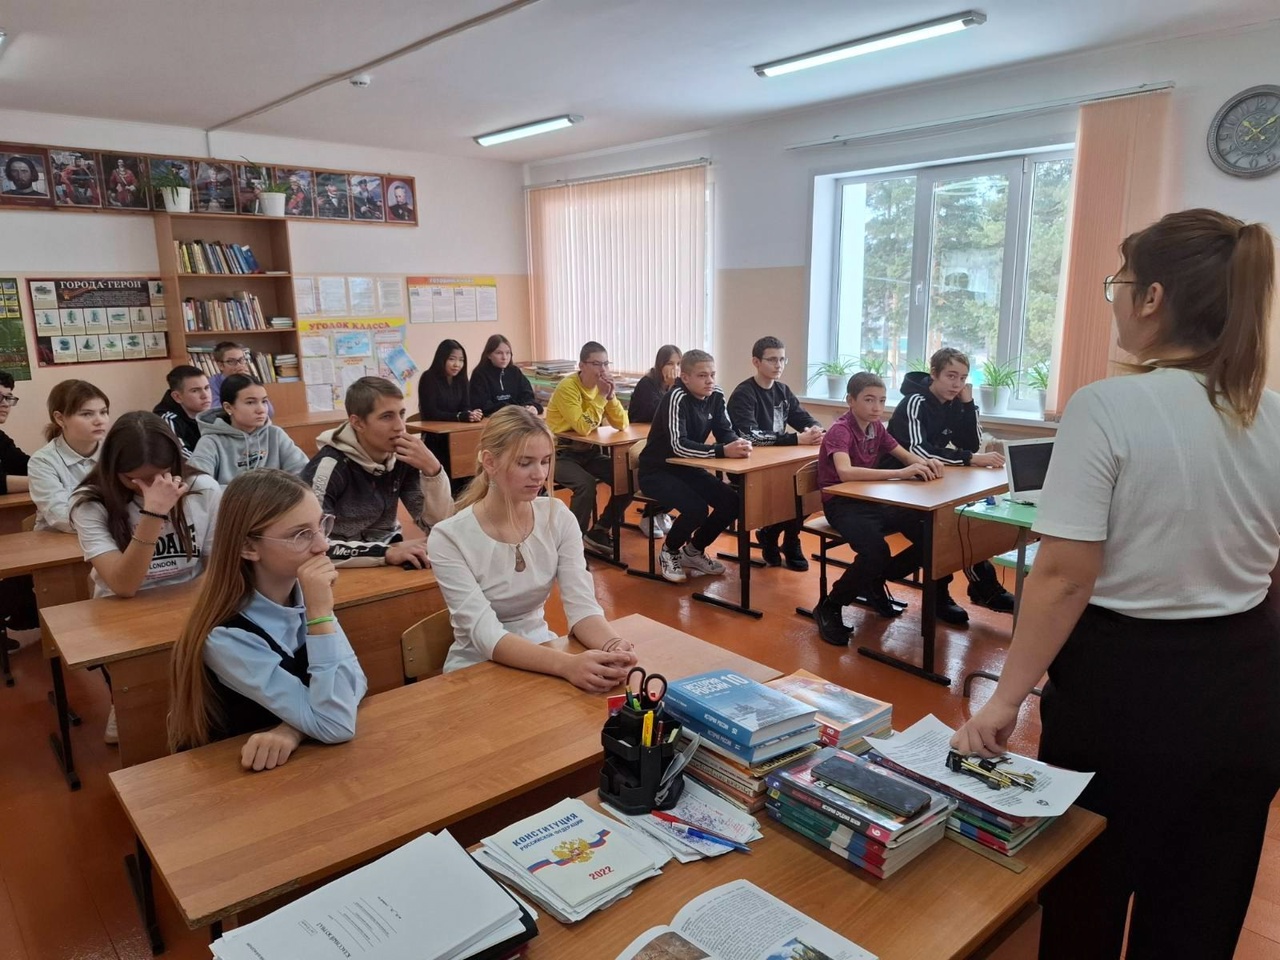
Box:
[905,394,967,464]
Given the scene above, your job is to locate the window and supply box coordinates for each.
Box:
[823,151,1073,412]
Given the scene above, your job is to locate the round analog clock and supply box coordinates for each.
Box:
[1207,84,1280,178]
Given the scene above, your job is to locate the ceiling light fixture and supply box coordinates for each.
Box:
[0,31,9,62]
[474,115,582,147]
[754,11,987,78]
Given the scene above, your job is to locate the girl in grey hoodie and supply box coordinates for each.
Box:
[190,374,308,485]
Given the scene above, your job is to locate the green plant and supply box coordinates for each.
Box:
[1027,361,1050,392]
[979,357,1020,390]
[858,353,893,378]
[807,356,860,385]
[906,356,928,373]
[241,159,288,193]
[149,166,188,192]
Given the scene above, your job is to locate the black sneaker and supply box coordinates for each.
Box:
[583,528,614,558]
[2,635,16,654]
[758,531,782,567]
[968,583,1016,613]
[938,588,970,626]
[782,540,809,572]
[814,599,850,646]
[862,582,904,619]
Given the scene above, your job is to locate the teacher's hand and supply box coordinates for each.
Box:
[951,697,1021,758]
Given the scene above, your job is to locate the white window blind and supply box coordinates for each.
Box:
[526,163,707,373]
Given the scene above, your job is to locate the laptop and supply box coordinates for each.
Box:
[1003,438,1054,505]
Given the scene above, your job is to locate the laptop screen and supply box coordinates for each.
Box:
[1008,441,1053,494]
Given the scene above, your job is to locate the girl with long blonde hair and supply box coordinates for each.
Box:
[168,469,367,770]
[429,406,636,691]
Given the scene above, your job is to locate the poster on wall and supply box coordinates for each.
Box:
[296,315,409,412]
[0,278,32,380]
[28,277,167,367]
[406,276,499,324]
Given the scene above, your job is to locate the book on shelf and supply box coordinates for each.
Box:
[766,670,892,749]
[612,879,877,960]
[181,292,267,332]
[173,239,264,275]
[187,346,279,384]
[663,669,818,747]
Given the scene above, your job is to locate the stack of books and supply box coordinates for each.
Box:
[766,670,892,752]
[274,353,300,382]
[211,830,536,960]
[682,737,819,813]
[472,798,664,924]
[174,239,263,275]
[181,292,267,332]
[765,747,956,878]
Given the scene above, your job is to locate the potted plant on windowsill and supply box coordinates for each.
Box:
[808,357,860,399]
[150,167,191,213]
[978,357,1020,416]
[1027,361,1050,417]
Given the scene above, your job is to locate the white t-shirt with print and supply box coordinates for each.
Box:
[73,473,223,598]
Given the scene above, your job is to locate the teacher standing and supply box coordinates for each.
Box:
[953,208,1280,960]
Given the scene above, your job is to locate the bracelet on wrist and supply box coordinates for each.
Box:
[602,636,624,652]
[138,508,168,520]
[130,534,157,547]
[306,615,336,628]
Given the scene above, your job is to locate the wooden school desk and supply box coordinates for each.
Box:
[824,467,1017,686]
[271,409,346,454]
[0,530,91,787]
[407,419,485,479]
[0,490,35,534]
[555,423,650,567]
[46,564,441,769]
[526,795,1105,960]
[108,613,780,937]
[665,445,819,618]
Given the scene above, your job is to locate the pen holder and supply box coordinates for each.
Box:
[598,703,684,815]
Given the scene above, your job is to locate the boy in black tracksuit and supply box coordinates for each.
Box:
[884,348,1015,617]
[727,336,824,571]
[153,364,212,455]
[0,370,37,653]
[638,350,751,584]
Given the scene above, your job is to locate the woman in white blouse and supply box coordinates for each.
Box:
[954,209,1280,960]
[27,379,109,531]
[430,406,637,691]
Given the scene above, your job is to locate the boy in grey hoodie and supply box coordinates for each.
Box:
[190,374,309,484]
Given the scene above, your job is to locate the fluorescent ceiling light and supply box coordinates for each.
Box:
[0,31,8,61]
[474,115,582,147]
[755,11,987,78]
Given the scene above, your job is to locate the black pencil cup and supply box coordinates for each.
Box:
[598,703,684,815]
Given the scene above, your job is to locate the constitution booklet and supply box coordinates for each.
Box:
[612,879,876,960]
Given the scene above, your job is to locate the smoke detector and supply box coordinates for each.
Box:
[349,74,372,88]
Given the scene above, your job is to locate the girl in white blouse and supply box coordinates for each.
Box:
[430,406,637,691]
[954,209,1280,960]
[27,379,109,531]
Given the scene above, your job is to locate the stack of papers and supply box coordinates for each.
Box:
[473,798,664,923]
[210,832,536,960]
[605,778,763,863]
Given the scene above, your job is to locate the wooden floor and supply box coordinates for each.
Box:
[2,522,1278,959]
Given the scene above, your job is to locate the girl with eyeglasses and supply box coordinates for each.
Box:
[168,469,366,770]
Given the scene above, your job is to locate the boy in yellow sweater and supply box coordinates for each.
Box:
[546,341,631,557]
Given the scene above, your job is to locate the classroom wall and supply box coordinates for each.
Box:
[0,110,529,451]
[526,19,1280,400]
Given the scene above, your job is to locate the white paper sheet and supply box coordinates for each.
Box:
[347,276,375,315]
[317,276,348,316]
[431,286,456,323]
[293,277,318,316]
[475,284,498,323]
[378,278,405,315]
[302,358,334,385]
[306,384,335,411]
[301,336,331,358]
[453,286,477,322]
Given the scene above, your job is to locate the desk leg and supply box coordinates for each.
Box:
[0,628,11,687]
[857,509,951,686]
[693,477,762,619]
[47,656,81,790]
[210,921,223,943]
[125,837,165,955]
[1012,531,1028,631]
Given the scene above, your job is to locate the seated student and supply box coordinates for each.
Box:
[153,364,211,455]
[811,372,947,646]
[545,340,632,557]
[303,376,453,567]
[886,347,1015,616]
[190,374,308,484]
[209,342,274,419]
[0,370,36,653]
[167,470,367,771]
[431,407,637,689]
[28,379,110,531]
[727,336,824,571]
[470,334,542,417]
[418,339,482,423]
[638,349,750,583]
[628,345,681,540]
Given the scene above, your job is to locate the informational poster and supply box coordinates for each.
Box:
[28,277,166,367]
[296,315,410,412]
[0,278,31,379]
[406,276,499,324]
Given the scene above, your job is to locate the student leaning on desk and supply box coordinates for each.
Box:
[169,469,367,771]
[428,407,637,693]
[953,209,1280,960]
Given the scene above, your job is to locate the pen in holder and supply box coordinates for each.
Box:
[598,701,684,814]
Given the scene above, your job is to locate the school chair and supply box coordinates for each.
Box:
[622,439,673,585]
[400,609,454,682]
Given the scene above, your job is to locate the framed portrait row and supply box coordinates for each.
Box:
[0,142,418,226]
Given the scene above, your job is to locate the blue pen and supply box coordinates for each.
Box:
[683,826,752,853]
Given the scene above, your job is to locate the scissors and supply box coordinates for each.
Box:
[626,667,667,710]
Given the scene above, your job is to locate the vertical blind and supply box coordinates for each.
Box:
[526,163,708,373]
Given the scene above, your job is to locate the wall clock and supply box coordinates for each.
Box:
[1207,84,1280,178]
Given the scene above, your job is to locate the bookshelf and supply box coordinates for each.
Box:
[154,213,306,418]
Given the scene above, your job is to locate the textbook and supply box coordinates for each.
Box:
[612,879,876,960]
[677,712,819,765]
[664,669,818,747]
[766,670,892,749]
[767,798,948,879]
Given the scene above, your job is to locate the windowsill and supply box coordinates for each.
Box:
[798,395,1059,430]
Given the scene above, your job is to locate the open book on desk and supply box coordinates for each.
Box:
[614,879,876,960]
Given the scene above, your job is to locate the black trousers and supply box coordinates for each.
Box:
[638,465,738,554]
[758,518,802,547]
[1038,601,1280,960]
[0,574,39,630]
[821,497,923,604]
[555,444,631,534]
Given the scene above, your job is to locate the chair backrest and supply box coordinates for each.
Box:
[400,608,454,681]
[20,513,37,532]
[627,438,647,495]
[406,412,422,423]
[794,461,823,517]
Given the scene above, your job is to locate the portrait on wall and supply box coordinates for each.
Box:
[349,174,384,221]
[0,146,55,208]
[384,177,417,225]
[315,171,350,220]
[50,149,102,207]
[275,167,314,217]
[236,163,272,214]
[101,154,150,210]
[147,157,193,210]
[195,160,236,213]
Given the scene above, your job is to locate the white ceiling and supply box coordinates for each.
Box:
[1,0,1276,163]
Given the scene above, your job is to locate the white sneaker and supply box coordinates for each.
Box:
[638,514,665,539]
[7,626,41,649]
[658,547,687,583]
[656,512,674,536]
[104,705,118,745]
[680,544,726,576]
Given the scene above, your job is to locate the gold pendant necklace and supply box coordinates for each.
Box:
[514,542,527,573]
